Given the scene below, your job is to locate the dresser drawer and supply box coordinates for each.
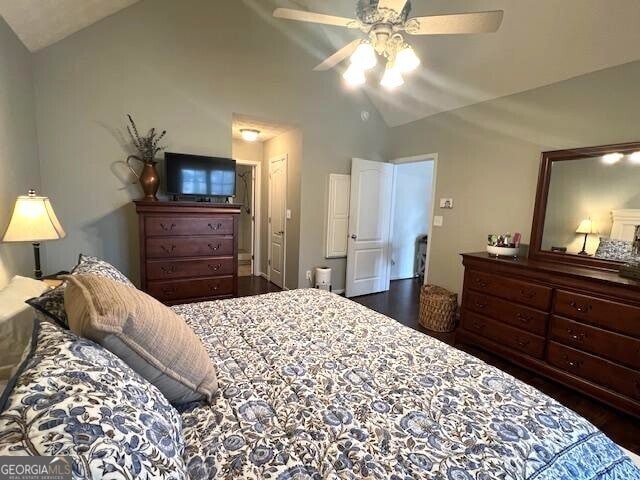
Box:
[462,310,545,358]
[550,316,640,370]
[547,342,640,401]
[146,236,234,258]
[146,257,234,280]
[554,290,640,338]
[147,276,234,302]
[466,270,552,310]
[145,216,234,237]
[463,290,548,336]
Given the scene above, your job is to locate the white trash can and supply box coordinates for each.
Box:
[315,267,332,292]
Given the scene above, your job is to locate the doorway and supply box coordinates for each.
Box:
[235,160,261,276]
[345,154,437,298]
[268,155,287,288]
[390,158,435,281]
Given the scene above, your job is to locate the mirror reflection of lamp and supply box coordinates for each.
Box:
[576,218,596,256]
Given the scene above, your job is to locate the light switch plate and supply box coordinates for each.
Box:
[439,198,454,209]
[433,216,444,227]
[286,209,292,219]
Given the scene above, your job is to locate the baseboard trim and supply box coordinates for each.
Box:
[332,288,345,295]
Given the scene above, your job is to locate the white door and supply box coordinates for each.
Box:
[346,158,394,297]
[268,156,287,288]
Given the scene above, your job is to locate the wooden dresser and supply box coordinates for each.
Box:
[458,252,640,417]
[135,201,241,305]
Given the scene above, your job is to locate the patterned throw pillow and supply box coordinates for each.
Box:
[26,254,133,328]
[0,320,187,480]
[594,238,640,262]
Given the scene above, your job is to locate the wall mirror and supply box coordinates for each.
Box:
[530,141,640,270]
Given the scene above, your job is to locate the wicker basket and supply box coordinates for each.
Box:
[419,285,458,332]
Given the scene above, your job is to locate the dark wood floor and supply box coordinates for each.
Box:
[238,276,640,454]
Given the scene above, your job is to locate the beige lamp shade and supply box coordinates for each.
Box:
[2,191,65,242]
[575,218,595,235]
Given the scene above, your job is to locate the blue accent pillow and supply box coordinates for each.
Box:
[0,320,187,480]
[26,254,133,328]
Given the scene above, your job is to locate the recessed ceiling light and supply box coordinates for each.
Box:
[240,129,260,142]
[602,152,623,165]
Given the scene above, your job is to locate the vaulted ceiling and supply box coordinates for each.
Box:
[0,0,139,52]
[295,0,640,126]
[2,0,640,127]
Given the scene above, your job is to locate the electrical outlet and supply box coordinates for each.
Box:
[306,270,312,281]
[433,216,444,227]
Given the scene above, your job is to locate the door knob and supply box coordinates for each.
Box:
[351,234,357,240]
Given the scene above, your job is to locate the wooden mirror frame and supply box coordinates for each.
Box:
[529,140,640,271]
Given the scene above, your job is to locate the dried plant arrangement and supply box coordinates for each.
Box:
[126,114,167,163]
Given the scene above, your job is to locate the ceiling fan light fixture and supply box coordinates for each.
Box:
[240,129,260,142]
[350,42,377,70]
[630,151,640,164]
[380,62,404,90]
[396,44,420,73]
[343,64,366,87]
[602,152,623,165]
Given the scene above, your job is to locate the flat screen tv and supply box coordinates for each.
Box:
[165,152,236,197]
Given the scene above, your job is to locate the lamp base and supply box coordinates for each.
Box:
[32,242,42,279]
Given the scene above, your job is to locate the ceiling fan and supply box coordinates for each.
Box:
[273,0,504,89]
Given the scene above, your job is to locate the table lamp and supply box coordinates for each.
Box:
[2,190,65,279]
[576,218,595,256]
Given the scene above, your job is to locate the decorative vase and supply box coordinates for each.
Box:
[127,155,159,201]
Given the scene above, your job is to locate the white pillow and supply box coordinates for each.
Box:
[0,276,50,380]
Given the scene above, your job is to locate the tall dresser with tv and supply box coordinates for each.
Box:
[135,201,241,304]
[458,141,640,418]
[135,152,241,304]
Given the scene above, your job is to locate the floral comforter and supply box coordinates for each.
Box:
[174,289,640,480]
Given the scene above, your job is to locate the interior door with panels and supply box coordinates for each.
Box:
[269,155,287,288]
[346,158,394,297]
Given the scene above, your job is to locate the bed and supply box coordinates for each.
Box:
[1,287,639,479]
[174,289,639,479]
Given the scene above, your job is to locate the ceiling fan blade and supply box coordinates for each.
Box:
[273,8,357,28]
[406,10,504,35]
[314,39,361,71]
[377,0,409,15]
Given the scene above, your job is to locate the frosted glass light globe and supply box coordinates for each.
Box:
[343,64,366,87]
[350,42,377,71]
[396,45,420,73]
[380,64,404,90]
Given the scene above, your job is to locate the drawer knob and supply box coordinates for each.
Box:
[208,263,222,271]
[160,245,176,254]
[520,289,537,299]
[566,329,586,343]
[208,222,223,231]
[516,313,531,324]
[160,265,177,275]
[160,222,176,232]
[471,319,485,330]
[473,277,488,288]
[516,338,530,347]
[562,354,581,370]
[161,286,176,295]
[208,243,221,251]
[569,301,592,314]
[474,300,487,309]
[210,284,220,292]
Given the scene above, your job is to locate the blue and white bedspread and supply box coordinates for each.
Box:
[174,289,640,480]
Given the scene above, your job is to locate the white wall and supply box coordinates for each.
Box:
[0,17,41,286]
[391,161,434,280]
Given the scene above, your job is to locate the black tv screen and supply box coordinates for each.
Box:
[165,152,236,196]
